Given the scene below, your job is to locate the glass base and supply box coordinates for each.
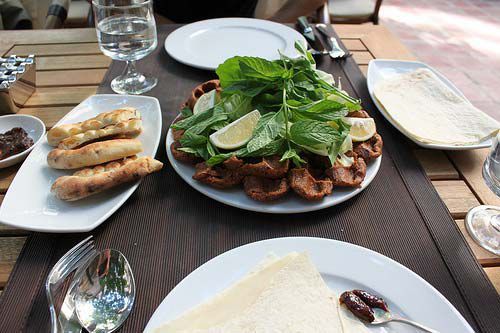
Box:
[111,72,157,95]
[465,205,500,255]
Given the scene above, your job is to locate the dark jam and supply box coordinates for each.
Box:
[339,291,375,322]
[352,289,389,312]
[0,127,34,160]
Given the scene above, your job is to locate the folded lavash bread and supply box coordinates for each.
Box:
[57,118,143,150]
[373,68,499,145]
[154,252,368,333]
[47,138,142,169]
[47,107,141,146]
[51,156,163,201]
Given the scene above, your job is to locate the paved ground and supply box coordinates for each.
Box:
[380,0,500,120]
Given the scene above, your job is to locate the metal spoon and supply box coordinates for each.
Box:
[74,249,136,333]
[370,308,440,332]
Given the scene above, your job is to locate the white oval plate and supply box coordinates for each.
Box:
[164,18,307,71]
[367,59,492,150]
[0,94,162,233]
[0,114,45,169]
[144,237,474,333]
[166,126,381,214]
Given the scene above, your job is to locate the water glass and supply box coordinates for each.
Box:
[92,0,158,95]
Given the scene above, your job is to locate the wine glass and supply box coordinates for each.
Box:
[92,0,158,95]
[465,132,500,255]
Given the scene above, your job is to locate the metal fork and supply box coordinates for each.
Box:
[45,236,96,333]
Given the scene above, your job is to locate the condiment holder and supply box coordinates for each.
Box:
[0,55,36,114]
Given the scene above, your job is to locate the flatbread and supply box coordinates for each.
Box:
[374,68,499,145]
[154,252,368,333]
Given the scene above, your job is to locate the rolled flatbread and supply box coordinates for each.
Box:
[47,107,141,146]
[51,156,163,201]
[47,138,142,169]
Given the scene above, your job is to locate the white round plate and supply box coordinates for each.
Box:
[367,59,493,150]
[144,237,474,333]
[0,114,45,169]
[166,126,381,214]
[164,18,307,71]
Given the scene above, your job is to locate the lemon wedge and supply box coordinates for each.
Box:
[343,117,376,142]
[210,110,261,150]
[193,89,218,115]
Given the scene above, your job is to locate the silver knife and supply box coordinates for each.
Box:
[315,23,346,59]
[297,16,327,55]
[58,250,98,333]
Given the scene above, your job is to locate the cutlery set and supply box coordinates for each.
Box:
[46,236,135,333]
[296,17,349,59]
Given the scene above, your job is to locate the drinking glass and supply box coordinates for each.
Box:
[466,132,500,255]
[92,0,158,94]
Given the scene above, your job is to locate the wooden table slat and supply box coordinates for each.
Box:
[484,267,500,293]
[23,86,98,107]
[0,166,18,194]
[351,50,374,65]
[36,55,111,71]
[414,150,460,180]
[7,42,101,57]
[0,237,27,288]
[37,69,109,87]
[341,39,367,51]
[432,180,481,219]
[18,106,74,129]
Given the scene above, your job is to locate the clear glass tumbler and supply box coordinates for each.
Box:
[92,0,158,94]
[466,132,500,255]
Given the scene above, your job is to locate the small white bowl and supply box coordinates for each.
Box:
[0,114,46,169]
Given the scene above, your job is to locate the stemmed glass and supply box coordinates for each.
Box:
[92,0,158,94]
[466,132,500,255]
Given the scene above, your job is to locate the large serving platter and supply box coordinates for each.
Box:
[164,18,307,71]
[144,237,474,333]
[166,126,381,214]
[367,59,492,150]
[0,94,162,233]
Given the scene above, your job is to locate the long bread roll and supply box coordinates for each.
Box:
[51,156,163,201]
[58,119,142,150]
[47,139,142,169]
[47,107,141,146]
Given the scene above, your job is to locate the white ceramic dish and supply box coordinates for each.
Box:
[166,126,381,214]
[0,94,162,233]
[367,59,492,150]
[164,18,307,71]
[144,237,474,333]
[0,114,45,168]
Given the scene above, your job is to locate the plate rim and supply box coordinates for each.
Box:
[164,17,307,71]
[166,122,381,214]
[144,236,474,332]
[0,94,162,233]
[367,59,493,150]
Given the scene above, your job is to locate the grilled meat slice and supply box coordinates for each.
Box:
[347,110,370,118]
[353,133,383,163]
[288,168,333,201]
[193,162,243,189]
[239,155,289,179]
[223,156,244,170]
[243,176,289,202]
[326,157,366,187]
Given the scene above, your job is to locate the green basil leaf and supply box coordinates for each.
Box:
[223,94,253,120]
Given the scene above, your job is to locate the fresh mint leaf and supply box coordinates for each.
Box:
[242,138,286,157]
[179,131,207,148]
[239,57,288,81]
[280,148,305,167]
[171,107,214,130]
[223,94,253,120]
[292,100,348,122]
[290,120,343,146]
[187,114,228,135]
[180,106,193,118]
[246,111,284,153]
[206,140,217,157]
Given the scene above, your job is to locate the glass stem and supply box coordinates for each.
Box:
[124,60,137,78]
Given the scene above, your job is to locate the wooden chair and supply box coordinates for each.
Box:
[327,0,383,24]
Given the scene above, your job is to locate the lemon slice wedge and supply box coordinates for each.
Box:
[210,110,261,150]
[343,117,376,142]
[193,89,218,115]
